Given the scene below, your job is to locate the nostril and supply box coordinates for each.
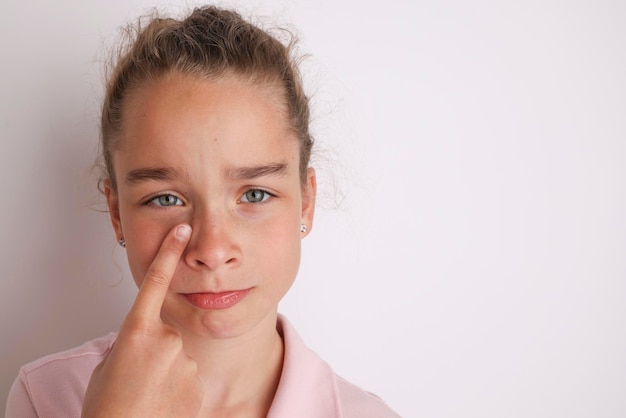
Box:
[225,257,236,264]
[193,258,207,267]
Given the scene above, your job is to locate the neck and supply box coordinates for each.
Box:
[177,312,284,416]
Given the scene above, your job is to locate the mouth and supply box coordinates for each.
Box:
[181,288,252,310]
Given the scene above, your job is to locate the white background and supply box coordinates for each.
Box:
[2,1,625,417]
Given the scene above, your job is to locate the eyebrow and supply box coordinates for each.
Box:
[229,162,289,180]
[125,167,178,185]
[124,162,289,185]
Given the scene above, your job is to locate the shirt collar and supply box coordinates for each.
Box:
[267,314,341,418]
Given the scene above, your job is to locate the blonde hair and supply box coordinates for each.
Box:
[101,5,313,190]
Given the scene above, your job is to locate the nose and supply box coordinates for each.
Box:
[183,209,241,271]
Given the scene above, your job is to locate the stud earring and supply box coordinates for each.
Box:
[118,237,126,248]
[300,224,307,233]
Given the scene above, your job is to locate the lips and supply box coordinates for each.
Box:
[182,288,252,310]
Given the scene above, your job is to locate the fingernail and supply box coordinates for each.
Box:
[175,224,192,240]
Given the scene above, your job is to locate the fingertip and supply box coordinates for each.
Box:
[175,224,192,241]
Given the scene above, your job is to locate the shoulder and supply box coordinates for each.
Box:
[335,374,402,418]
[17,332,116,389]
[5,333,116,418]
[273,315,401,418]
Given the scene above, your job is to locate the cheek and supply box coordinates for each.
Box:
[123,216,174,288]
[254,211,302,281]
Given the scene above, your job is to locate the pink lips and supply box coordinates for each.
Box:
[183,289,251,310]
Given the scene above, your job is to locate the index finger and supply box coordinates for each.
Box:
[129,224,192,324]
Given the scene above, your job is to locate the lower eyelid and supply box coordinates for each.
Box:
[144,194,184,207]
[143,191,277,206]
[240,189,275,203]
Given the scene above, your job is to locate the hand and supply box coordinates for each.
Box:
[82,224,203,418]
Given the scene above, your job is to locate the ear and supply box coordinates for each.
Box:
[301,167,316,237]
[104,179,124,241]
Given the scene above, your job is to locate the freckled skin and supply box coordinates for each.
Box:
[107,72,316,340]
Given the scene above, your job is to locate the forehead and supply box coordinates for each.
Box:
[115,72,299,173]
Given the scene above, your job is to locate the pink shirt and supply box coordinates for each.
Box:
[6,315,400,417]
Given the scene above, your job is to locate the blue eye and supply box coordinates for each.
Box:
[149,194,183,207]
[241,189,271,203]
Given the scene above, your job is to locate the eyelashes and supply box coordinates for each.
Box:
[239,189,274,203]
[146,194,184,207]
[143,189,276,209]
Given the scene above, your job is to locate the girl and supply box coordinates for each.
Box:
[6,5,400,418]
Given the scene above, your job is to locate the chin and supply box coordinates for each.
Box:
[166,302,275,341]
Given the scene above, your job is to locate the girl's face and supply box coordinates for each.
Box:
[105,73,315,339]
